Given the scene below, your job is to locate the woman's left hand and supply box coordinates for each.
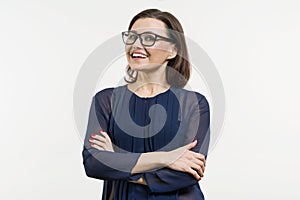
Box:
[89,130,114,152]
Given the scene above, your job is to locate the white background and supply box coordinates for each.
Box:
[1,0,300,199]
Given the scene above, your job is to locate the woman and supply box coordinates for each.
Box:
[82,9,210,200]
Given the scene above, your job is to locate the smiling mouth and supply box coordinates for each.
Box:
[130,52,149,59]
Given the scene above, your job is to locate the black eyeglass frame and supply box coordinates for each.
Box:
[121,30,175,47]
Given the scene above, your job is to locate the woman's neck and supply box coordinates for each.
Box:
[127,71,170,97]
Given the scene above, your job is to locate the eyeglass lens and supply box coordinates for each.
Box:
[123,31,156,46]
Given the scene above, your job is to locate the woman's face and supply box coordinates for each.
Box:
[125,18,177,72]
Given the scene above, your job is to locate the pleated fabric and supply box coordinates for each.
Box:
[82,84,210,200]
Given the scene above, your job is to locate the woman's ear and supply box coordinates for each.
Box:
[167,46,178,60]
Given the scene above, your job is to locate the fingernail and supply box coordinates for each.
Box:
[99,130,104,132]
[198,177,201,180]
[91,134,96,137]
[193,139,197,142]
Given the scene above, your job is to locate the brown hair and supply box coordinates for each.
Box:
[124,9,190,88]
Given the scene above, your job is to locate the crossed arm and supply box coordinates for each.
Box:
[89,130,205,182]
[82,91,210,193]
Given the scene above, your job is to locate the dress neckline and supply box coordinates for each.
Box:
[125,84,172,99]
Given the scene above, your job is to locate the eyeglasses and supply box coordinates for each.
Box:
[121,30,175,47]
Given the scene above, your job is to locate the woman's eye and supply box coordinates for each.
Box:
[129,35,137,40]
[144,35,155,41]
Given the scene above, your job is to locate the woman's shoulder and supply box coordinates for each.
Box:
[171,87,210,116]
[95,87,114,96]
[172,87,207,102]
[94,85,127,100]
[94,87,116,103]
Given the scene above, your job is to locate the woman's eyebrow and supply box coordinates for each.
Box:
[128,30,138,33]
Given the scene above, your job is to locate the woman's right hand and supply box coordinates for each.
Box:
[167,140,206,180]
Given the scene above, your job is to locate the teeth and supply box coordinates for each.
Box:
[132,53,147,58]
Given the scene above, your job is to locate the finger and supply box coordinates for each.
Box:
[185,151,205,162]
[199,161,205,173]
[187,167,201,180]
[186,160,204,177]
[183,152,205,173]
[90,135,107,144]
[89,138,106,147]
[191,158,205,172]
[91,134,109,144]
[186,140,197,150]
[99,130,111,142]
[192,152,206,167]
[192,162,204,177]
[198,156,206,167]
[90,143,104,151]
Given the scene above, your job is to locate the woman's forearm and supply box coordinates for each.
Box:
[131,144,188,174]
[131,151,169,174]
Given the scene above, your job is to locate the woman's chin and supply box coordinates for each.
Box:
[128,64,148,71]
[129,63,162,72]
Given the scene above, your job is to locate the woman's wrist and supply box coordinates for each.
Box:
[131,143,192,174]
[131,151,169,174]
[164,146,187,167]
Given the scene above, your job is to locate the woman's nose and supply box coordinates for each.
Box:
[132,37,144,48]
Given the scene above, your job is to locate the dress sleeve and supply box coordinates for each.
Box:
[82,90,142,181]
[143,94,210,193]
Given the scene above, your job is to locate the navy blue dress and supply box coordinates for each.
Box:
[82,84,210,200]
